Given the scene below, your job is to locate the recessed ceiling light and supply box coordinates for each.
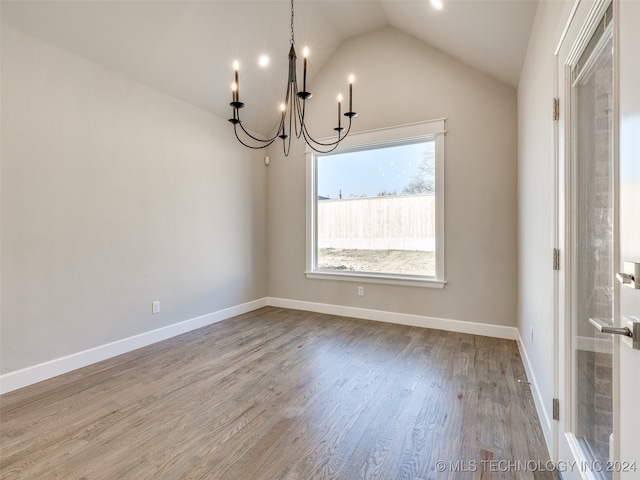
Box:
[259,55,270,67]
[431,0,444,10]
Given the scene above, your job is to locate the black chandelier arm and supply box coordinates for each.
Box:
[287,93,295,138]
[300,133,343,154]
[230,101,354,154]
[234,109,283,145]
[233,124,278,150]
[294,95,307,140]
[283,80,305,141]
[281,128,293,157]
[238,122,279,144]
[230,109,288,150]
[290,85,355,150]
[300,115,353,148]
[290,84,305,140]
[300,122,353,154]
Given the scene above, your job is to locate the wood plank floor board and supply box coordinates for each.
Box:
[1,307,557,479]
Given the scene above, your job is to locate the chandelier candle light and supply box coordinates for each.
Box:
[228,0,357,156]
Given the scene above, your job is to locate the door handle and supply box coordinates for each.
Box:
[589,317,631,336]
[616,272,634,285]
[616,262,640,289]
[589,316,640,350]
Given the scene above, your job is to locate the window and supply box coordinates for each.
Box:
[306,119,446,288]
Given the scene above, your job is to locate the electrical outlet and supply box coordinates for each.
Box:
[152,301,160,314]
[357,286,364,296]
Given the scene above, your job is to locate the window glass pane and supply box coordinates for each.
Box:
[316,141,436,277]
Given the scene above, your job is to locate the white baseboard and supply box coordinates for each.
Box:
[516,331,554,459]
[0,298,268,395]
[266,297,519,340]
[1,297,521,395]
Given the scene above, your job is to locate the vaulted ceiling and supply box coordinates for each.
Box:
[2,0,538,128]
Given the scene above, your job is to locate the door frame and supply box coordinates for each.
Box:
[554,0,620,477]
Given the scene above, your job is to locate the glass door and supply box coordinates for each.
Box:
[570,7,614,478]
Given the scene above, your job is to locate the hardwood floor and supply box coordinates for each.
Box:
[1,307,557,479]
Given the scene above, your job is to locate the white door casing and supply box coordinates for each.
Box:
[616,0,640,477]
[556,1,611,477]
[555,1,640,478]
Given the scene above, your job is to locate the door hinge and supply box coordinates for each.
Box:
[553,398,560,421]
[553,98,560,121]
[553,248,560,271]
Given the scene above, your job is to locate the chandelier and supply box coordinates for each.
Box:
[228,0,357,156]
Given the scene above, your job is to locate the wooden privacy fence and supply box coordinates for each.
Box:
[317,194,436,251]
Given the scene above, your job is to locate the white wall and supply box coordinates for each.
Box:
[267,27,518,327]
[1,26,267,375]
[517,0,574,450]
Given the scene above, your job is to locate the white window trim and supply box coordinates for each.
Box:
[305,119,447,288]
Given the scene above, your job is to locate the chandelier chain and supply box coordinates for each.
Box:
[290,0,295,45]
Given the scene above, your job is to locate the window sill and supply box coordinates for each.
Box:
[305,270,447,289]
